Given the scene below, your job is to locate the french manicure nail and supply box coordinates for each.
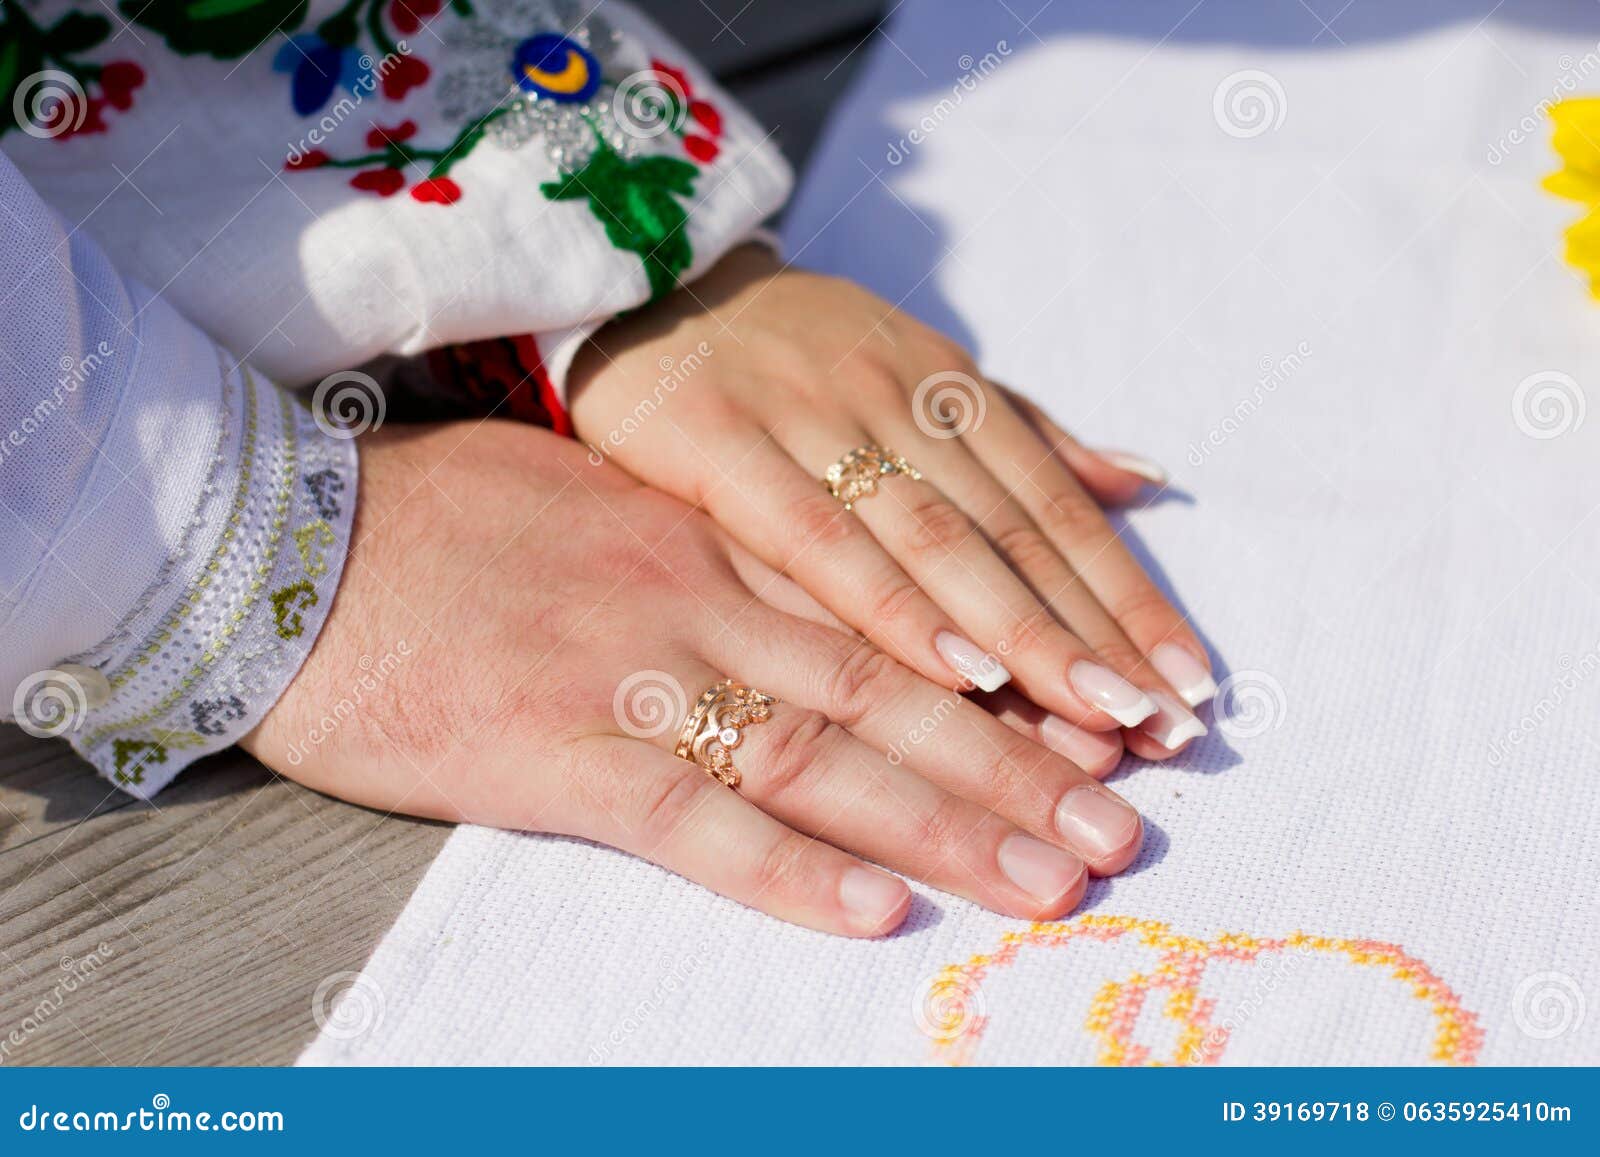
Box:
[839,866,910,932]
[1150,642,1217,707]
[1039,713,1123,774]
[1055,786,1142,861]
[1139,691,1209,750]
[1067,661,1156,726]
[997,832,1086,904]
[1099,449,1168,485]
[935,630,1011,692]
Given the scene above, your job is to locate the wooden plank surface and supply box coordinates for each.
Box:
[0,1,883,1067]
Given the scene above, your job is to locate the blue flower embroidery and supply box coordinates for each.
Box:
[274,34,373,116]
[512,34,600,103]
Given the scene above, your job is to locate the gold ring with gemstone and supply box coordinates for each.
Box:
[823,445,922,510]
[673,679,775,789]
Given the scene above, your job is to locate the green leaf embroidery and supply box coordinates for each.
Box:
[41,11,111,56]
[120,0,309,60]
[541,140,699,302]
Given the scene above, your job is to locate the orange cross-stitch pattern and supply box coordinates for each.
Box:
[922,915,1484,1067]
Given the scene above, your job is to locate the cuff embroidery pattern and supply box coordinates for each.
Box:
[65,365,357,796]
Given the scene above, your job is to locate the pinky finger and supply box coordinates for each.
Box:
[563,735,913,938]
[995,382,1164,506]
[977,686,1125,779]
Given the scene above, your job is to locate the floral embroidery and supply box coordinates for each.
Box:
[275,1,722,296]
[270,580,319,639]
[190,695,247,737]
[541,142,699,301]
[304,469,346,520]
[425,334,571,433]
[293,519,338,576]
[1,6,143,139]
[1543,98,1600,297]
[120,0,462,115]
[112,738,167,786]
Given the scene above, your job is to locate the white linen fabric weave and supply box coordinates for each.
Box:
[301,0,1600,1065]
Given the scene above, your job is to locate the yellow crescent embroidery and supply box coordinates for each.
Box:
[523,49,591,96]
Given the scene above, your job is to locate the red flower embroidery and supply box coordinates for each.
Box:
[410,176,462,205]
[98,61,145,112]
[647,57,724,164]
[689,99,721,136]
[366,120,418,149]
[651,59,691,99]
[388,0,442,36]
[683,135,719,162]
[286,149,331,170]
[350,167,406,196]
[382,54,431,100]
[46,94,107,140]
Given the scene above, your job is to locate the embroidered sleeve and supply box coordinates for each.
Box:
[0,153,357,798]
[1,1,793,406]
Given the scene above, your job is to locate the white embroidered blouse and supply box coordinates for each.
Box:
[0,0,793,794]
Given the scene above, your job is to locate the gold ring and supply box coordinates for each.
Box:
[673,679,775,788]
[823,445,922,510]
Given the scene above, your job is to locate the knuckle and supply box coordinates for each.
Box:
[866,573,923,626]
[994,613,1058,667]
[1108,583,1178,633]
[1036,485,1111,544]
[822,646,902,728]
[901,496,976,558]
[991,522,1066,577]
[845,358,906,407]
[752,708,837,803]
[906,794,978,863]
[749,829,816,902]
[1090,638,1146,673]
[789,492,859,552]
[637,767,718,844]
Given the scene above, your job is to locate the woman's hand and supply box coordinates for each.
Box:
[567,244,1214,763]
[242,421,1145,936]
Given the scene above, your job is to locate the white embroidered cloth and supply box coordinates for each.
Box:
[300,0,1600,1066]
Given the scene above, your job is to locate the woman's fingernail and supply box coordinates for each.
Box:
[1150,642,1217,707]
[1140,691,1209,751]
[839,866,911,933]
[1040,713,1124,775]
[935,630,1011,692]
[1098,449,1168,485]
[1068,661,1156,726]
[997,832,1086,904]
[1055,786,1142,861]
